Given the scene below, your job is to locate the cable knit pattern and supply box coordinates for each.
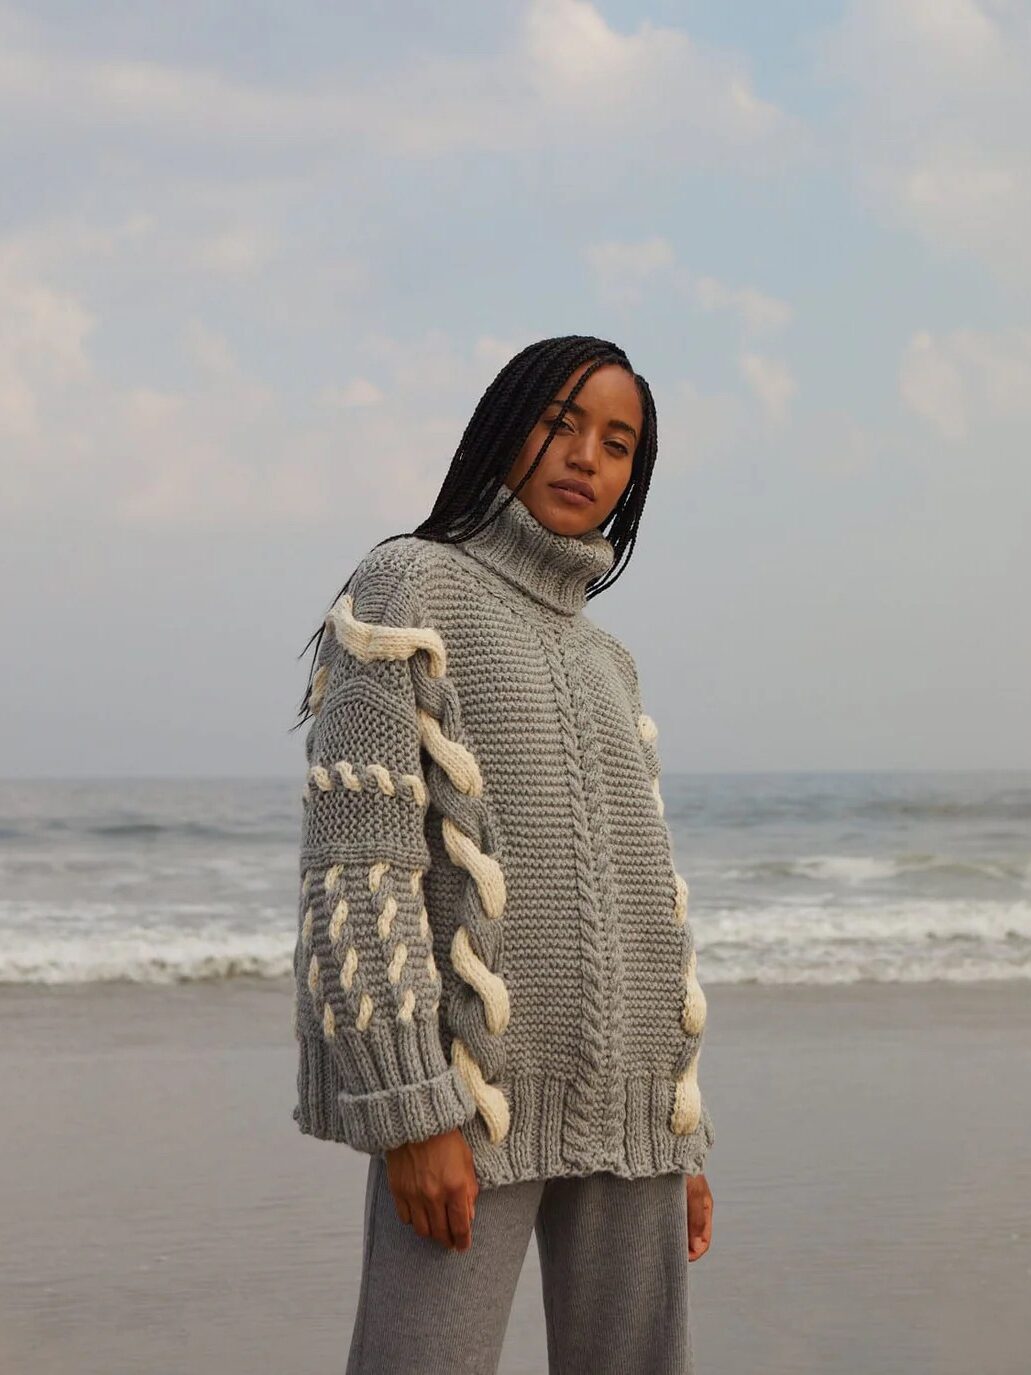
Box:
[292,484,715,1184]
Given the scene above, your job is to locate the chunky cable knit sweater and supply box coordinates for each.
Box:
[290,483,714,1186]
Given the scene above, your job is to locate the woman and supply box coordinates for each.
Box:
[291,334,715,1374]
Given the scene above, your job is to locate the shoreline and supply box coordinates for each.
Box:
[2,977,1028,1374]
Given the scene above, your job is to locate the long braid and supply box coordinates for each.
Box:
[292,334,659,729]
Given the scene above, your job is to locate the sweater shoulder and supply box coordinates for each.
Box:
[346,534,444,626]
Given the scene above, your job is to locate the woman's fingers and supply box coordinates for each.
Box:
[446,1190,474,1251]
[408,1198,432,1242]
[425,1191,454,1249]
[685,1173,714,1261]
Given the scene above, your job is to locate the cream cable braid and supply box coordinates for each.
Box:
[637,710,707,1136]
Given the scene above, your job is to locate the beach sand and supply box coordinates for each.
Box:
[1,976,1028,1375]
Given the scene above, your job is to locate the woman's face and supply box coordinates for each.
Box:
[504,361,643,535]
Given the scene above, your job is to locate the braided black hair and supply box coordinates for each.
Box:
[292,333,658,729]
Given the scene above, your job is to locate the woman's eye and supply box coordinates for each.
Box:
[547,415,628,454]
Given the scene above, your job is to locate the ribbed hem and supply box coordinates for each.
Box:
[294,1064,714,1186]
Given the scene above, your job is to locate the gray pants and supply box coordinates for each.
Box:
[345,1151,695,1374]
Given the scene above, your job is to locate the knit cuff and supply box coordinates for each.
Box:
[332,1016,478,1153]
[337,1063,478,1154]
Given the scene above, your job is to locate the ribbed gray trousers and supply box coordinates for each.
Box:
[344,1151,695,1374]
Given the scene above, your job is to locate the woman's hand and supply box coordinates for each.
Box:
[686,1172,713,1260]
[384,1127,481,1252]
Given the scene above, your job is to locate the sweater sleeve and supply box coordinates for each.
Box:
[294,561,478,1155]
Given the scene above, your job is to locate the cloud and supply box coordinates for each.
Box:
[321,378,385,409]
[584,236,799,431]
[789,407,881,477]
[196,227,275,276]
[738,350,798,424]
[0,248,95,441]
[654,376,750,473]
[585,237,677,307]
[0,212,155,273]
[585,235,793,337]
[0,1,804,169]
[0,2,809,536]
[819,0,1031,285]
[682,272,794,337]
[523,0,800,159]
[0,244,528,532]
[900,326,1031,440]
[186,320,248,380]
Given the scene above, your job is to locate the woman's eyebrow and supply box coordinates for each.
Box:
[546,396,638,441]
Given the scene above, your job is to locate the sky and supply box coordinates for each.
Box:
[2,0,1028,777]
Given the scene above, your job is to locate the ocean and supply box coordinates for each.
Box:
[1,771,1029,986]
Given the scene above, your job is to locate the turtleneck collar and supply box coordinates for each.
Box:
[454,484,616,616]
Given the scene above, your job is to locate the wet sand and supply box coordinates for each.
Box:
[1,976,1029,1374]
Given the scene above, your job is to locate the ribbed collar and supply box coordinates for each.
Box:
[456,483,615,616]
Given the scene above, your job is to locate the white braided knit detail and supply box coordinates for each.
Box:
[637,711,659,745]
[375,893,399,940]
[639,706,707,1137]
[671,1050,702,1135]
[417,710,484,795]
[673,871,689,924]
[339,945,358,989]
[441,816,507,920]
[309,765,333,793]
[309,861,436,1045]
[328,897,348,945]
[334,761,363,789]
[327,592,447,678]
[416,661,511,1134]
[680,947,707,1036]
[670,946,706,1134]
[367,861,389,892]
[310,663,330,713]
[305,761,428,807]
[386,941,408,984]
[450,925,510,1034]
[637,712,665,817]
[451,1036,510,1144]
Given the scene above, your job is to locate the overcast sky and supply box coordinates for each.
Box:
[2,0,1028,778]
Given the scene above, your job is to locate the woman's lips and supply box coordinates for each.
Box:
[549,483,593,507]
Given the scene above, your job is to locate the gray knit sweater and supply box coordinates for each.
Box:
[291,483,714,1186]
